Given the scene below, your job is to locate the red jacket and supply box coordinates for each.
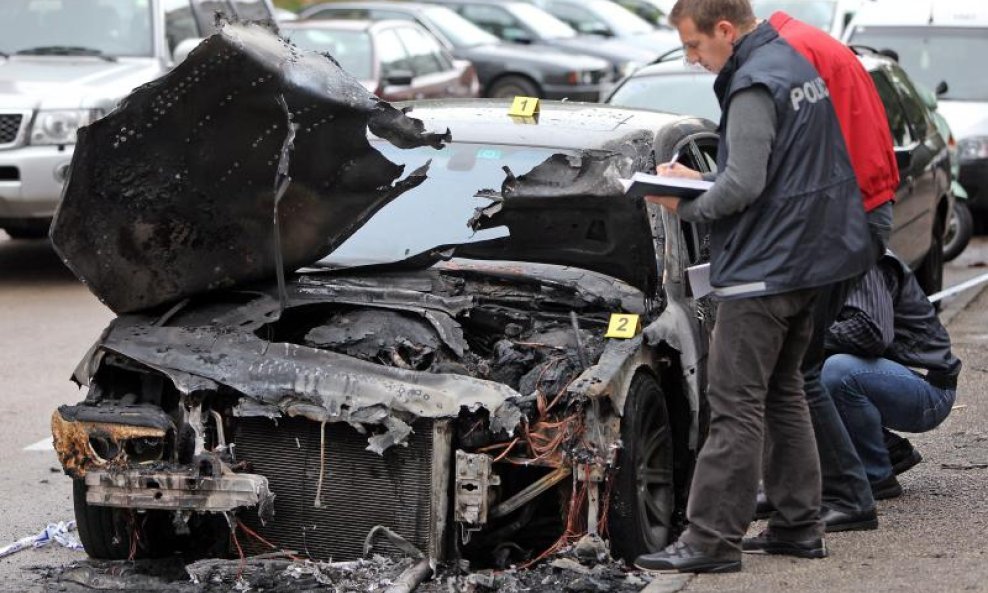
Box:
[770,11,898,212]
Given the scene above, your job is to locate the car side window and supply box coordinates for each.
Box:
[376,29,411,78]
[459,4,515,38]
[370,10,416,23]
[548,2,609,35]
[163,0,200,53]
[886,65,929,141]
[312,8,369,20]
[395,27,446,76]
[870,70,913,147]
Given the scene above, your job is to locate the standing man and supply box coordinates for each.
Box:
[751,11,902,533]
[634,0,872,573]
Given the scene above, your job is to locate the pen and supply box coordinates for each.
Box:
[665,149,680,168]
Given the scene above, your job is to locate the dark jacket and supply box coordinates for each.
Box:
[708,22,871,298]
[827,253,961,389]
[770,11,899,213]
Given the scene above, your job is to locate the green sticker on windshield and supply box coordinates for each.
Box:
[476,149,502,160]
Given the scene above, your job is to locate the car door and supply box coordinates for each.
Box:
[393,25,463,99]
[870,66,930,267]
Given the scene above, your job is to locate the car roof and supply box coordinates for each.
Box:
[848,0,988,28]
[300,1,439,18]
[281,19,376,32]
[626,46,893,79]
[392,99,692,149]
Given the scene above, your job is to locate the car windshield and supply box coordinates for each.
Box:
[848,26,988,101]
[283,27,373,80]
[750,0,836,32]
[0,0,154,57]
[325,141,573,265]
[508,3,577,39]
[423,6,501,47]
[585,0,654,35]
[608,72,720,121]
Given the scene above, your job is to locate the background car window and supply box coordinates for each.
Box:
[395,27,447,76]
[163,0,200,53]
[607,73,721,122]
[870,70,913,147]
[286,28,373,80]
[376,28,411,77]
[0,0,154,57]
[307,8,368,19]
[230,0,270,21]
[459,4,518,39]
[749,0,836,32]
[847,26,988,102]
[886,65,929,140]
[548,2,611,36]
[422,7,501,49]
[507,3,575,39]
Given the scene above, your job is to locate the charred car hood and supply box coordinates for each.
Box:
[51,23,657,314]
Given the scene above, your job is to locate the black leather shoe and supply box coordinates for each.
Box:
[634,541,741,573]
[754,489,775,520]
[742,530,828,558]
[821,507,879,532]
[870,475,903,500]
[884,430,923,476]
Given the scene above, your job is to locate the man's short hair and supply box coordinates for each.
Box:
[669,0,756,34]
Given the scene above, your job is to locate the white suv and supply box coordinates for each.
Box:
[0,0,276,240]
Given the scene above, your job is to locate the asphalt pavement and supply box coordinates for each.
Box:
[0,233,985,593]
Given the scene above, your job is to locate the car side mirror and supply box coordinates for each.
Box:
[385,70,414,86]
[171,38,204,65]
[894,146,913,173]
[935,81,949,97]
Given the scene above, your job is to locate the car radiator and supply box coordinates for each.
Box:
[234,416,451,560]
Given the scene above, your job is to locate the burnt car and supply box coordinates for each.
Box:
[49,23,718,567]
[280,19,480,101]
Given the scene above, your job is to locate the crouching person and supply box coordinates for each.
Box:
[823,252,962,498]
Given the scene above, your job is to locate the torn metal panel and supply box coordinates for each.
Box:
[50,23,448,314]
[98,320,523,421]
[83,469,271,513]
[567,336,658,414]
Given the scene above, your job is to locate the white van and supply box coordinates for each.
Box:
[843,0,988,228]
[750,0,871,38]
[0,0,276,240]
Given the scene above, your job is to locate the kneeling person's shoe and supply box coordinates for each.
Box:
[635,541,741,573]
[870,475,903,500]
[821,507,878,532]
[742,530,828,559]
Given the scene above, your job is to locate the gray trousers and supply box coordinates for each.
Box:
[681,289,824,559]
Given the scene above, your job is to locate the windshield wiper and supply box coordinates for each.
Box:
[15,46,117,62]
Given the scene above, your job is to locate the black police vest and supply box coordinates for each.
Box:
[707,21,871,298]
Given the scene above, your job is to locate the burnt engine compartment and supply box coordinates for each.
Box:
[61,265,648,566]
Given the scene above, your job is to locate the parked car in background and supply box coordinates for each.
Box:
[750,0,869,38]
[281,20,479,100]
[426,0,662,84]
[275,7,298,21]
[606,48,952,295]
[0,0,277,240]
[844,0,988,231]
[298,2,612,101]
[51,23,720,566]
[522,0,680,53]
[608,0,672,28]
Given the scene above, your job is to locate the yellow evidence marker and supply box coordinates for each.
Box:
[508,96,540,120]
[605,314,641,339]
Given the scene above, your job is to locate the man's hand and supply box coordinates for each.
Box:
[645,195,681,212]
[657,162,702,179]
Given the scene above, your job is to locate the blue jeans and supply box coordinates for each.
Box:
[822,354,956,482]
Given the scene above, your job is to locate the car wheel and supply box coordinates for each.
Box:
[943,201,973,262]
[487,75,540,99]
[915,216,945,297]
[73,479,173,560]
[607,372,675,563]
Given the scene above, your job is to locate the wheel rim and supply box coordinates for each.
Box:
[634,396,675,547]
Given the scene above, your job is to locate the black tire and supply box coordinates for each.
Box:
[916,215,945,296]
[487,75,540,99]
[608,372,675,563]
[943,201,973,262]
[73,479,177,559]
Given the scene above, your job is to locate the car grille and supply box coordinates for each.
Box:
[235,416,439,561]
[0,114,24,146]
